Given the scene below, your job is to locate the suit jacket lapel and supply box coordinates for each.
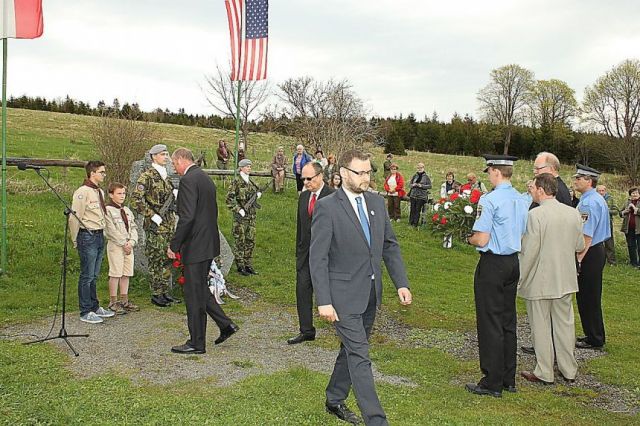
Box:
[337,188,370,248]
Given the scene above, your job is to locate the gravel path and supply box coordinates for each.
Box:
[3,290,638,415]
[3,289,415,389]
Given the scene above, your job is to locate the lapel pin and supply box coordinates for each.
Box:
[370,211,375,216]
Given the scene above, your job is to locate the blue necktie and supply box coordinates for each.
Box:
[355,196,371,246]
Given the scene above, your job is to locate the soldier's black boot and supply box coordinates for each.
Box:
[237,266,250,276]
[245,266,259,275]
[163,293,181,304]
[151,294,169,307]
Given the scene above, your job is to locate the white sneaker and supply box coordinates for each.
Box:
[80,312,104,324]
[95,306,115,318]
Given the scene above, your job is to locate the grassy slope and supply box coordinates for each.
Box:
[0,108,638,424]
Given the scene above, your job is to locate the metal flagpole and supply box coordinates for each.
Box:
[233,79,242,179]
[1,38,8,274]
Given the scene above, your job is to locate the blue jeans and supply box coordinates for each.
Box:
[77,230,104,316]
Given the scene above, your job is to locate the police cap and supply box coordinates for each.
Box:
[482,154,518,173]
[573,163,601,178]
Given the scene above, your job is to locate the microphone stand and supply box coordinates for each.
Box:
[24,168,90,356]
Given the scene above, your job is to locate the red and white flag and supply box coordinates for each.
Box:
[225,0,268,81]
[0,0,43,39]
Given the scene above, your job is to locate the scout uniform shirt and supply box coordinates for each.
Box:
[70,185,106,247]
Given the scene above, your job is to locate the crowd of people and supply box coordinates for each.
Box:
[67,142,633,425]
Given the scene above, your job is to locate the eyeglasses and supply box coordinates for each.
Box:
[96,171,106,176]
[301,172,322,182]
[343,167,373,177]
[533,164,549,171]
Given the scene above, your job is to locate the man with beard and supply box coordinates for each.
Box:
[310,149,412,425]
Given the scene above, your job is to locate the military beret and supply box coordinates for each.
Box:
[238,159,252,167]
[482,154,518,173]
[573,163,601,178]
[149,144,168,155]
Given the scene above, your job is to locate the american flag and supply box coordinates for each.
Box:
[225,0,268,81]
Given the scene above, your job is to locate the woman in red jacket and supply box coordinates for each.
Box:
[383,164,406,221]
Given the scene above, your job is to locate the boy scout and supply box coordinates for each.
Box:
[131,144,179,307]
[465,155,529,398]
[226,159,261,276]
[70,160,115,324]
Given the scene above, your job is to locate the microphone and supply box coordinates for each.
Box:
[17,163,46,171]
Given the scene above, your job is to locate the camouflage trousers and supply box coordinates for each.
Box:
[145,231,173,296]
[232,218,256,268]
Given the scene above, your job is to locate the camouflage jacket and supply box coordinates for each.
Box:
[226,176,259,220]
[131,167,176,233]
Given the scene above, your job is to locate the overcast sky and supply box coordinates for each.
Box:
[6,0,640,121]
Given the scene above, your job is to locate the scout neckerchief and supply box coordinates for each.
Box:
[107,200,130,232]
[83,179,107,215]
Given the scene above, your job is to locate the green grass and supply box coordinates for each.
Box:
[1,108,639,424]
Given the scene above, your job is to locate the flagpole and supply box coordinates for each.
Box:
[233,79,242,179]
[1,38,7,275]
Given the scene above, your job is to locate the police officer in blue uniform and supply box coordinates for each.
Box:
[465,155,529,398]
[573,164,610,349]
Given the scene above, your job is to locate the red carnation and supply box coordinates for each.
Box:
[172,260,181,268]
[175,252,182,260]
[470,190,482,204]
[440,217,448,225]
[177,276,186,286]
[432,214,439,222]
[449,193,460,201]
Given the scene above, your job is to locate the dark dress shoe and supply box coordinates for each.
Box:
[575,340,603,350]
[465,383,502,398]
[237,266,250,276]
[151,294,169,307]
[163,293,181,304]
[503,385,517,393]
[520,345,535,355]
[325,402,362,424]
[576,336,588,343]
[215,323,239,345]
[245,266,259,275]
[171,344,205,354]
[520,371,553,385]
[560,374,575,383]
[287,333,316,345]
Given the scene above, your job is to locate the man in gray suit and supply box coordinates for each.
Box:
[310,150,412,426]
[518,173,585,384]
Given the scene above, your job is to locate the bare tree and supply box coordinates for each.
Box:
[91,112,159,187]
[582,59,640,182]
[477,64,535,154]
[277,77,377,157]
[203,64,270,148]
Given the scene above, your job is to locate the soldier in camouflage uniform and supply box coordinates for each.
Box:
[226,159,262,276]
[131,144,179,307]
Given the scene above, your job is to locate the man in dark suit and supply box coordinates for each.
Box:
[288,162,335,345]
[310,150,412,426]
[167,148,238,354]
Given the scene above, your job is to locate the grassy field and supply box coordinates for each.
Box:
[0,108,638,424]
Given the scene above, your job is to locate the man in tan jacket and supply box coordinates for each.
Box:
[518,173,585,384]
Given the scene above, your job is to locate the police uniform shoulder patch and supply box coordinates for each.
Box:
[581,212,589,223]
[476,204,483,220]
